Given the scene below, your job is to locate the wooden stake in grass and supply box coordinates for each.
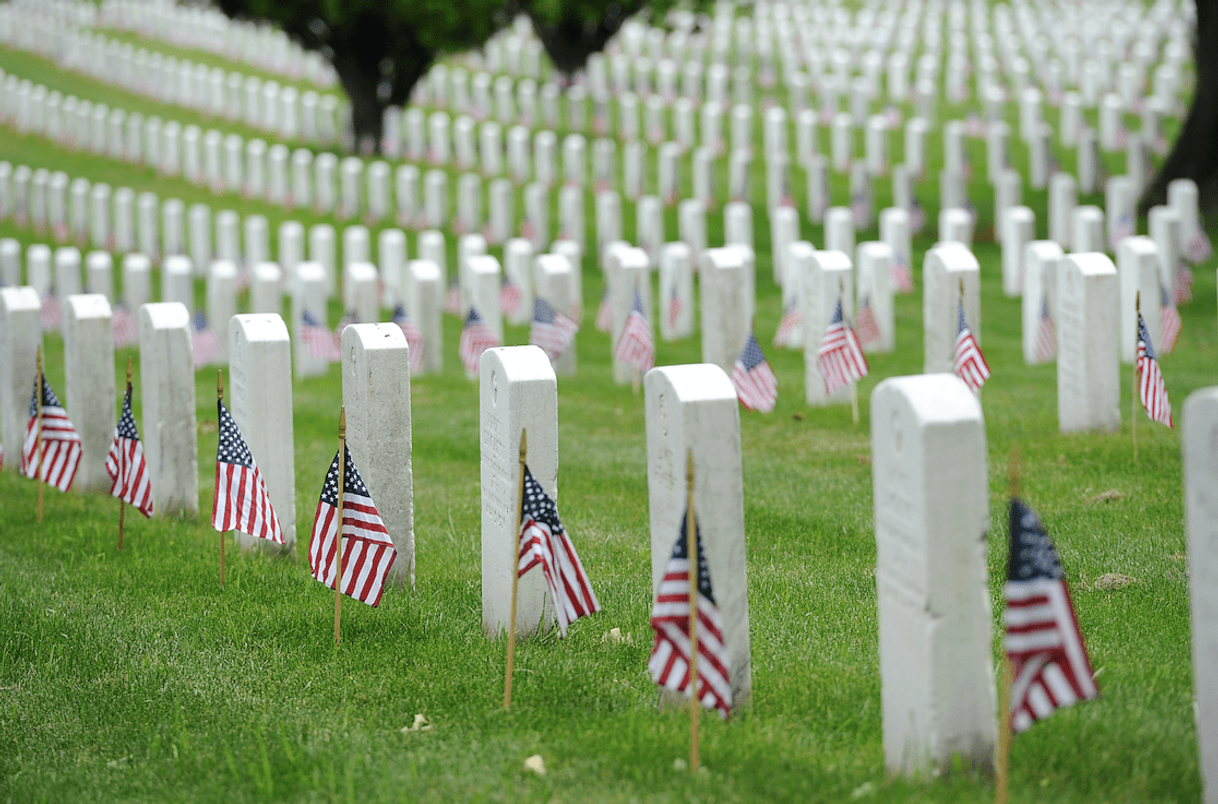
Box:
[334,406,348,646]
[35,346,44,523]
[996,447,1020,804]
[1133,291,1140,463]
[686,449,700,773]
[117,357,132,552]
[504,428,527,710]
[217,370,226,587]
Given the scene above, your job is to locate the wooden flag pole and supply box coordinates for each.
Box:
[504,428,527,710]
[217,371,226,587]
[996,448,1020,804]
[118,357,132,551]
[35,346,44,523]
[1133,292,1140,463]
[686,449,701,773]
[335,406,347,646]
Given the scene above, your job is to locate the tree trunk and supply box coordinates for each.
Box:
[527,9,631,78]
[1140,0,1218,212]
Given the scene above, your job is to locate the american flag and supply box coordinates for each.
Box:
[392,306,425,374]
[855,295,882,348]
[191,311,222,370]
[666,286,682,331]
[333,310,357,346]
[1186,226,1213,264]
[21,374,81,493]
[529,296,579,361]
[1034,298,1057,363]
[613,290,655,375]
[444,280,462,315]
[851,191,872,230]
[816,298,869,395]
[954,300,991,392]
[1175,263,1193,305]
[730,332,778,412]
[308,444,397,607]
[772,302,802,348]
[517,465,601,637]
[40,293,61,332]
[1005,496,1097,733]
[1137,312,1173,427]
[112,303,139,348]
[891,252,914,294]
[459,307,500,374]
[594,289,613,332]
[105,382,153,517]
[212,399,284,543]
[1109,213,1135,251]
[500,279,523,317]
[648,513,733,719]
[1159,286,1181,354]
[909,198,927,234]
[302,310,341,362]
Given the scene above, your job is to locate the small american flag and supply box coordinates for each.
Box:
[529,296,579,361]
[954,300,990,392]
[594,289,613,332]
[1005,496,1097,733]
[191,311,222,369]
[1159,286,1181,354]
[1186,225,1213,264]
[731,332,778,412]
[308,445,397,607]
[649,513,733,719]
[772,302,802,348]
[909,198,927,234]
[613,290,655,375]
[816,298,869,395]
[851,191,872,230]
[499,279,523,317]
[518,465,601,637]
[459,307,500,374]
[1137,313,1172,427]
[1109,213,1135,251]
[891,252,914,294]
[1035,298,1057,363]
[112,303,139,348]
[854,295,882,348]
[302,310,341,362]
[444,280,462,316]
[333,310,357,345]
[212,399,284,544]
[1175,263,1194,305]
[105,382,153,517]
[666,286,682,331]
[40,293,62,332]
[22,374,82,493]
[392,306,425,374]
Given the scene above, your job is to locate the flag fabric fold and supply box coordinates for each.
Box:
[213,400,285,544]
[21,374,81,492]
[954,300,990,392]
[392,305,425,374]
[816,298,869,395]
[772,302,802,349]
[302,310,341,362]
[529,297,579,361]
[854,295,882,349]
[1136,312,1173,427]
[595,289,613,333]
[191,310,222,370]
[105,383,153,517]
[1034,298,1057,363]
[459,307,501,374]
[308,445,397,607]
[1005,496,1097,733]
[517,465,601,637]
[500,279,523,317]
[111,303,139,348]
[731,333,778,412]
[1159,286,1181,354]
[648,513,733,719]
[614,290,656,374]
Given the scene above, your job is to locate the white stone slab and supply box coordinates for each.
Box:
[138,302,198,516]
[871,373,994,778]
[938,208,974,247]
[0,287,42,471]
[207,261,238,363]
[1003,206,1035,297]
[923,243,981,374]
[64,293,114,493]
[1117,237,1163,365]
[801,247,855,405]
[857,241,895,353]
[1072,206,1106,254]
[1022,241,1065,365]
[407,259,443,375]
[658,242,695,342]
[605,245,653,384]
[1049,173,1077,250]
[1056,253,1120,432]
[825,207,855,255]
[534,254,579,375]
[291,262,330,379]
[480,345,558,637]
[699,247,750,373]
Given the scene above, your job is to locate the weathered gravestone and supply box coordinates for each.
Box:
[923,243,980,375]
[228,314,295,551]
[1022,241,1064,366]
[1056,253,1120,433]
[857,241,896,353]
[64,294,114,492]
[481,345,558,637]
[605,244,653,384]
[699,247,750,373]
[138,302,198,516]
[291,262,329,379]
[0,287,41,471]
[342,323,415,587]
[1117,237,1163,365]
[870,373,995,778]
[407,260,443,375]
[1002,206,1035,297]
[644,363,751,712]
[799,246,855,405]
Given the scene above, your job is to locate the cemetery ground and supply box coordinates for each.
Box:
[0,20,1214,804]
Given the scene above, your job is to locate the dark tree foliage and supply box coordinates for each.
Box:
[1141,0,1218,212]
[215,0,514,152]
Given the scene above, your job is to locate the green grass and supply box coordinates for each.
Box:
[0,28,1210,804]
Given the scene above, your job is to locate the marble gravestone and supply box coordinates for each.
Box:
[139,302,198,516]
[64,294,115,493]
[699,247,750,373]
[1056,253,1120,433]
[870,373,994,779]
[0,287,42,471]
[923,243,981,375]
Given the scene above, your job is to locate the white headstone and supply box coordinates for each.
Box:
[799,246,855,405]
[138,302,198,516]
[291,262,330,378]
[1049,173,1077,250]
[605,245,653,384]
[923,243,981,375]
[407,259,443,374]
[1003,206,1035,297]
[1022,241,1064,365]
[857,241,896,353]
[699,247,750,372]
[1056,253,1120,433]
[1117,237,1163,364]
[0,287,41,471]
[250,262,282,315]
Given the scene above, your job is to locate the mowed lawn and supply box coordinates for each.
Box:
[0,24,1213,804]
